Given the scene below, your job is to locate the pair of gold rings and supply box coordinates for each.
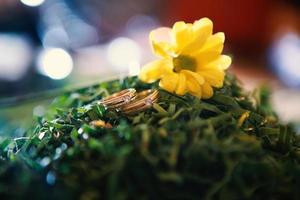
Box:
[99,88,159,115]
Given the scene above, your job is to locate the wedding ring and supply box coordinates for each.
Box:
[99,88,136,110]
[121,89,159,115]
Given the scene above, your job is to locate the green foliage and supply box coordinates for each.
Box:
[0,75,300,200]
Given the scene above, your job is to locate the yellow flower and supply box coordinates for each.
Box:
[139,18,232,99]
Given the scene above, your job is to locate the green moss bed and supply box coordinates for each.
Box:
[0,75,300,200]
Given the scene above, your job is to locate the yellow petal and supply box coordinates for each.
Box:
[159,73,179,93]
[175,72,187,95]
[182,18,213,54]
[201,82,213,99]
[201,55,232,70]
[189,90,202,98]
[220,55,232,70]
[139,59,172,83]
[195,51,221,67]
[149,28,175,58]
[151,41,174,58]
[203,32,225,52]
[181,70,204,85]
[193,32,225,62]
[180,70,203,97]
[198,69,225,88]
[171,21,192,51]
[193,18,213,37]
[186,78,201,94]
[213,55,232,70]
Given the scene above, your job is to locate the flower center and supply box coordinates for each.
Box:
[173,55,197,72]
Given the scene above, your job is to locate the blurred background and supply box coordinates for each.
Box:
[1,0,300,136]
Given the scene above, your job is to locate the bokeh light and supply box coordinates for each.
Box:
[42,27,70,48]
[0,34,32,81]
[107,37,141,70]
[126,14,159,34]
[20,0,45,7]
[270,33,300,87]
[128,61,140,76]
[38,1,98,50]
[37,48,73,80]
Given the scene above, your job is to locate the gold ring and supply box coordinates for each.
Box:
[99,88,136,110]
[121,89,159,115]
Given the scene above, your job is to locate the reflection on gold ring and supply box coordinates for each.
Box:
[122,89,159,115]
[99,88,136,110]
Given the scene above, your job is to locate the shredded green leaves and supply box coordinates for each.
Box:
[0,75,300,200]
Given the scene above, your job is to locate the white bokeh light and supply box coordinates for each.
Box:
[0,34,32,81]
[271,33,300,87]
[37,48,73,80]
[128,61,140,76]
[20,0,45,7]
[107,37,141,70]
